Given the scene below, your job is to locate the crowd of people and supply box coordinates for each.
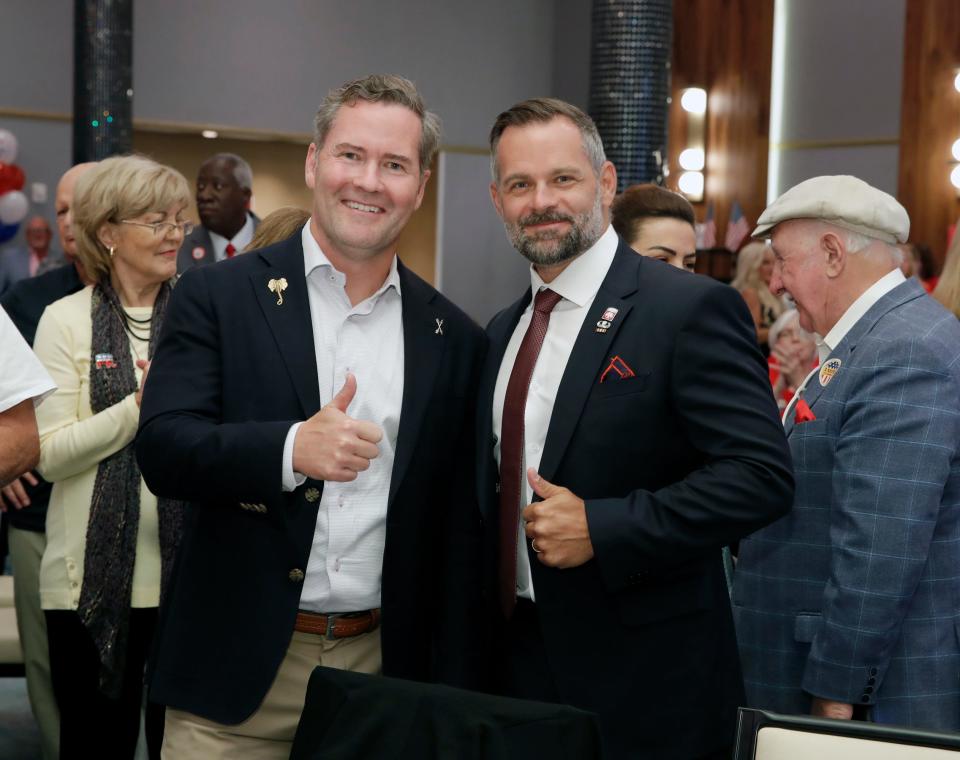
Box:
[1,73,959,760]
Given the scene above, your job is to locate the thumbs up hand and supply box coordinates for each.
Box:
[522,468,594,568]
[292,373,383,482]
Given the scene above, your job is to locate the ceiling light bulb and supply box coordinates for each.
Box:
[681,88,708,114]
[679,148,705,171]
[202,129,219,139]
[952,139,960,162]
[951,164,960,190]
[955,71,960,93]
[678,171,705,199]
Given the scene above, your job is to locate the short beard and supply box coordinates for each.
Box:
[505,189,605,267]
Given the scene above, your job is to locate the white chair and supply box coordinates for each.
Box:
[734,708,960,759]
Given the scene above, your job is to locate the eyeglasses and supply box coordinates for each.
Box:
[120,219,195,237]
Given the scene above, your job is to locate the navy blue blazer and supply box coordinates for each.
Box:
[476,239,794,759]
[137,233,486,724]
[734,279,960,731]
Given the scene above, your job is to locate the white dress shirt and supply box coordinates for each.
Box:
[492,225,618,600]
[781,268,906,424]
[208,212,255,262]
[281,224,404,613]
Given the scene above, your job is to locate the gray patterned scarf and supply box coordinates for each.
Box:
[80,279,184,698]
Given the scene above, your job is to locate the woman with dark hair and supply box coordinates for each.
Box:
[33,154,191,758]
[611,183,697,271]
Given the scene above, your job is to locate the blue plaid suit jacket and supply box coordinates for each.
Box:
[733,279,960,731]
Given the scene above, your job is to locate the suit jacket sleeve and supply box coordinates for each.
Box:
[136,267,294,503]
[585,283,794,592]
[801,336,960,704]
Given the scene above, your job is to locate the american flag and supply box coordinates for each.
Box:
[724,201,751,252]
[696,203,716,249]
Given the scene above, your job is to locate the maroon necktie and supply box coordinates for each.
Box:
[225,243,237,258]
[499,287,563,618]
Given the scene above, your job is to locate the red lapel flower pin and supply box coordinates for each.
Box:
[794,398,816,424]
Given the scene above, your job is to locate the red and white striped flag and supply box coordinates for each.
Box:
[696,203,716,249]
[724,201,751,251]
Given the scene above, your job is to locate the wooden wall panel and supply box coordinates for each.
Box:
[668,0,774,246]
[898,0,960,267]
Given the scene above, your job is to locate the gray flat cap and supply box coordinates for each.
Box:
[752,175,909,244]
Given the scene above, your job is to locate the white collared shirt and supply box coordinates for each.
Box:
[492,225,618,600]
[208,212,255,261]
[781,267,906,425]
[280,223,404,613]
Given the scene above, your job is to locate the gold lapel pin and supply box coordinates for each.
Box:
[267,277,288,305]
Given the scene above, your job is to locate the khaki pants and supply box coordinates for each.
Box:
[9,526,59,760]
[161,627,381,760]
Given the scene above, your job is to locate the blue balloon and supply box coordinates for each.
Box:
[0,222,19,244]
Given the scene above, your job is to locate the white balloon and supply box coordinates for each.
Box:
[0,190,28,225]
[0,130,17,164]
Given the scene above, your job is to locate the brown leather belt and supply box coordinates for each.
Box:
[295,609,381,640]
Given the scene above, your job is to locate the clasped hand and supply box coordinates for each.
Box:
[292,373,383,482]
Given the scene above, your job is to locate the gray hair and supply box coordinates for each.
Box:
[489,97,606,184]
[203,153,253,190]
[312,74,441,174]
[828,224,901,265]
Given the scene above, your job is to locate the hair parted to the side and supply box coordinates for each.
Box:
[72,154,191,283]
[489,97,606,183]
[203,152,253,190]
[312,74,441,174]
[611,183,695,243]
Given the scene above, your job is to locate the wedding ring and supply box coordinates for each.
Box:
[531,538,542,554]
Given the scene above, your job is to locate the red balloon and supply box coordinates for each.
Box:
[0,163,25,194]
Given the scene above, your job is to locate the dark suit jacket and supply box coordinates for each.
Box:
[291,666,601,760]
[0,263,84,531]
[0,247,65,296]
[476,239,794,759]
[175,211,261,272]
[137,233,486,724]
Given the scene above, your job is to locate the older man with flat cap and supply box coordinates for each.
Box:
[733,175,960,730]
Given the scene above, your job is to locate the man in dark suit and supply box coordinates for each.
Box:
[0,162,94,760]
[176,152,260,271]
[137,75,485,758]
[478,98,794,759]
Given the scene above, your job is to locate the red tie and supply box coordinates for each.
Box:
[499,287,563,618]
[225,243,237,258]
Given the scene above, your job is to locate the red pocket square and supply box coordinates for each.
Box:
[794,398,816,424]
[600,355,636,383]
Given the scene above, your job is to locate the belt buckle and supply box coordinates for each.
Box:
[325,613,341,640]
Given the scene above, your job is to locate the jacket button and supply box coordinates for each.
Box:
[861,695,870,703]
[304,487,320,503]
[867,677,876,686]
[869,667,878,676]
[289,569,305,582]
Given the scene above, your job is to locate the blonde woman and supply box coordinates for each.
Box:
[732,240,785,351]
[934,230,960,318]
[33,155,191,758]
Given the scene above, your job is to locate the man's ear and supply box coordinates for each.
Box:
[304,144,318,190]
[489,181,504,219]
[822,231,846,278]
[599,160,617,208]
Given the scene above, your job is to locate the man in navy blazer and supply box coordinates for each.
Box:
[478,98,794,759]
[734,175,960,731]
[137,75,484,758]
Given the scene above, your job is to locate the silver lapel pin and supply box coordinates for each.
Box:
[435,318,444,336]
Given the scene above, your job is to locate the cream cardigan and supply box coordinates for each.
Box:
[33,286,161,610]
